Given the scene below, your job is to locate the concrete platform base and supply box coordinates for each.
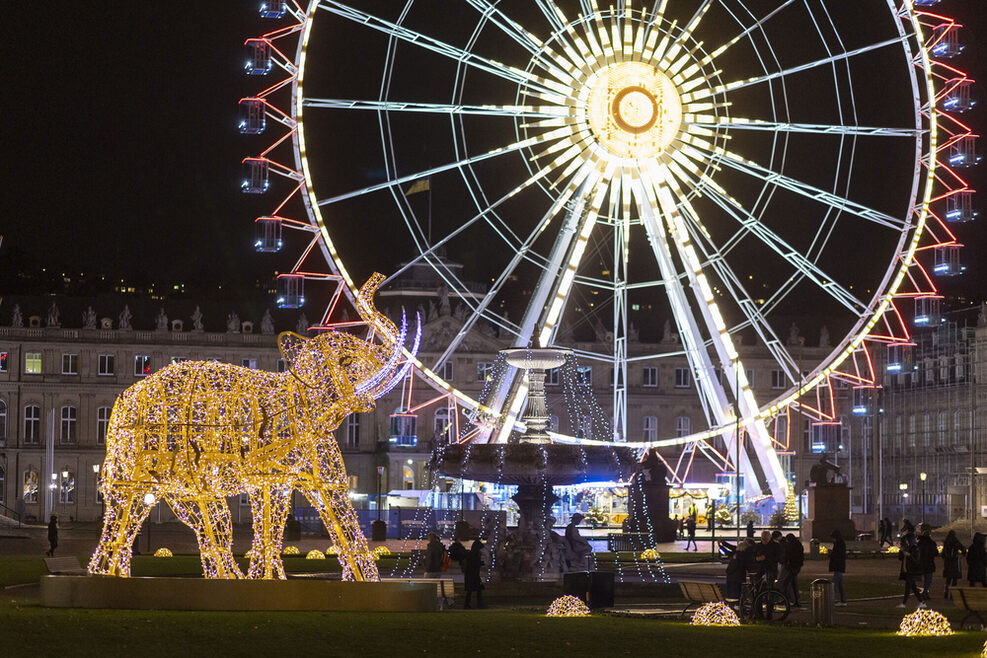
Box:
[39,576,436,612]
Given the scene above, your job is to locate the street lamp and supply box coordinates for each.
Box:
[899,483,909,517]
[143,493,156,554]
[93,464,105,520]
[61,470,69,518]
[920,472,927,524]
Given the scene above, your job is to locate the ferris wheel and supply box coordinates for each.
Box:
[241,1,976,502]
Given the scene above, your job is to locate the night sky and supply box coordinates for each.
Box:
[1,1,985,315]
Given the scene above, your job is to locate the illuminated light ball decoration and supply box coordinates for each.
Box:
[306,550,326,560]
[818,545,829,555]
[885,545,900,554]
[326,545,339,555]
[153,548,173,558]
[690,602,741,627]
[897,609,953,637]
[88,275,416,583]
[546,595,592,618]
[372,546,391,560]
[283,546,300,555]
[639,548,661,561]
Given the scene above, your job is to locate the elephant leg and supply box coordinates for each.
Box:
[88,488,153,577]
[167,498,243,579]
[301,485,379,582]
[246,487,291,579]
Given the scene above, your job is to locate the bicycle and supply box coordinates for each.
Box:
[737,572,791,623]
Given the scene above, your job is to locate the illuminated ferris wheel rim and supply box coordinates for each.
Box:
[284,0,938,462]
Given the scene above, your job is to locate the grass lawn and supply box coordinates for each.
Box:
[0,598,981,657]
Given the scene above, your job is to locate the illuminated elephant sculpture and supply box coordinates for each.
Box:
[89,274,419,581]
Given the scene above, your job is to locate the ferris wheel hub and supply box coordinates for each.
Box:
[586,62,682,159]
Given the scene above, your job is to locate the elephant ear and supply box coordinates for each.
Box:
[278,331,320,388]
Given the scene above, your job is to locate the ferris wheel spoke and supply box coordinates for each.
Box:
[682,34,909,105]
[464,0,581,85]
[317,1,575,103]
[303,98,571,120]
[487,162,612,442]
[316,126,573,207]
[680,139,912,232]
[683,117,923,139]
[667,153,868,316]
[633,170,762,495]
[642,164,789,500]
[383,156,578,289]
[657,0,713,66]
[682,0,797,72]
[660,168,802,378]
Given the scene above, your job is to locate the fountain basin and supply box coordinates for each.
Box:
[435,443,635,487]
[501,347,572,371]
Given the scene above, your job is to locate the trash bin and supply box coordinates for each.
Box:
[811,579,835,626]
[809,538,820,559]
[563,571,615,609]
[371,519,387,542]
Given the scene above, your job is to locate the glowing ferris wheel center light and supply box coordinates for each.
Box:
[586,62,682,159]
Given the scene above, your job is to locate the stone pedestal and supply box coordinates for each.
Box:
[802,484,855,541]
[624,451,677,543]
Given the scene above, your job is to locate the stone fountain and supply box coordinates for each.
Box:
[434,347,636,579]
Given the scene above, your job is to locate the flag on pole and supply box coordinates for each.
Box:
[405,178,431,196]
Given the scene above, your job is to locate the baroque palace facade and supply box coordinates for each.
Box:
[4,290,985,531]
[0,290,834,525]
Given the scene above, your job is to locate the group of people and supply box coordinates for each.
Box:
[673,509,700,551]
[896,519,987,607]
[424,533,486,608]
[422,513,596,609]
[725,529,814,607]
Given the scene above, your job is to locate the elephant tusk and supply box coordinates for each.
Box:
[377,312,422,396]
[355,309,408,395]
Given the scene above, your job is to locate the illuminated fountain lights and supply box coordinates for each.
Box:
[282,545,300,555]
[546,595,591,618]
[153,548,173,558]
[306,549,326,560]
[896,609,953,637]
[89,274,419,581]
[690,601,740,627]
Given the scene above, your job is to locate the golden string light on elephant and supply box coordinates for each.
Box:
[88,274,420,581]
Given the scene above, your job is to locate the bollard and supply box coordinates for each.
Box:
[811,579,835,626]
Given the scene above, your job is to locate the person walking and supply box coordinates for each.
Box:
[898,521,925,608]
[684,514,698,551]
[829,530,847,607]
[423,533,446,578]
[916,525,938,598]
[463,540,486,609]
[942,529,964,599]
[46,515,58,557]
[783,533,804,607]
[746,518,755,539]
[967,533,987,587]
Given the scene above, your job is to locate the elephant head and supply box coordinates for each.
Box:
[278,274,420,403]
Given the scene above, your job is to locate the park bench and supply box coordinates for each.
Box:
[607,533,651,552]
[953,587,987,629]
[678,580,724,617]
[44,556,86,575]
[382,577,456,610]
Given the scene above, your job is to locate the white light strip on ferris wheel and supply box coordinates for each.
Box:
[683,35,910,104]
[684,116,923,138]
[667,146,868,316]
[650,165,787,499]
